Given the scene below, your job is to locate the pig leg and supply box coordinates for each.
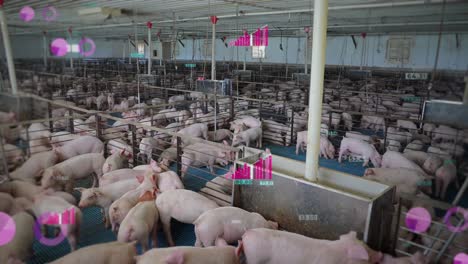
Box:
[258,133,262,148]
[338,147,347,163]
[140,235,150,253]
[103,206,110,229]
[295,142,300,155]
[215,237,228,246]
[362,156,369,167]
[160,214,175,247]
[151,220,158,248]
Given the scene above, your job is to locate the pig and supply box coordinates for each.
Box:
[50,131,79,147]
[109,169,158,232]
[238,228,383,264]
[173,123,208,145]
[41,153,105,191]
[387,127,412,144]
[422,123,436,137]
[396,120,418,132]
[117,200,159,252]
[427,146,452,160]
[422,155,443,175]
[168,95,186,106]
[386,139,402,152]
[0,192,14,213]
[152,98,164,106]
[432,142,465,158]
[193,206,278,247]
[296,132,335,159]
[338,137,382,167]
[380,252,427,264]
[363,168,430,199]
[9,150,59,183]
[381,151,426,175]
[159,147,177,169]
[107,139,133,160]
[208,129,233,142]
[49,241,137,264]
[435,162,458,199]
[102,149,129,174]
[1,143,24,167]
[96,94,107,110]
[100,169,144,186]
[75,179,140,228]
[0,212,35,264]
[107,93,115,110]
[361,115,385,131]
[0,111,16,123]
[432,125,463,143]
[231,127,262,148]
[138,137,164,164]
[9,197,33,215]
[31,195,82,251]
[181,143,232,178]
[135,246,239,264]
[55,136,104,161]
[156,189,219,246]
[132,103,148,116]
[85,96,97,109]
[230,117,261,133]
[157,171,184,192]
[403,150,430,167]
[404,140,424,152]
[342,112,353,131]
[321,112,341,130]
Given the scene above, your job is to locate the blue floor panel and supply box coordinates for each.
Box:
[27,142,468,263]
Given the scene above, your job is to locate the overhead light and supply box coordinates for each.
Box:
[78,7,122,20]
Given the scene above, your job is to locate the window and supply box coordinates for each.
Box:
[252,46,266,59]
[386,38,412,64]
[137,43,145,55]
[67,44,79,53]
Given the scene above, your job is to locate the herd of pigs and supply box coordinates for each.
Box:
[0,74,465,263]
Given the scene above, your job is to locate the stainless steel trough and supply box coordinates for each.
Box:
[233,147,395,251]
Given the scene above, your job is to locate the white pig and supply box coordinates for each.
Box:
[342,112,353,131]
[338,137,382,167]
[0,111,16,123]
[75,179,140,228]
[381,151,426,175]
[41,153,105,191]
[231,127,262,148]
[50,131,79,147]
[117,199,159,252]
[135,246,239,264]
[207,129,233,142]
[138,137,164,164]
[0,212,35,264]
[9,150,59,183]
[102,149,129,174]
[55,136,104,161]
[100,169,144,186]
[238,228,383,264]
[193,206,278,247]
[156,189,219,246]
[435,162,458,199]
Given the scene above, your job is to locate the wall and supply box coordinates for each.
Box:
[2,33,467,71]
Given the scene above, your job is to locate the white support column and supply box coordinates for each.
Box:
[243,47,247,70]
[211,23,216,80]
[128,36,131,64]
[0,6,18,94]
[134,23,139,73]
[43,32,48,67]
[147,25,152,75]
[304,32,308,74]
[305,0,328,182]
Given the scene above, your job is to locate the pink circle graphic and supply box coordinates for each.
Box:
[0,212,16,246]
[19,6,35,22]
[50,38,68,57]
[42,6,58,22]
[405,207,431,234]
[33,212,67,246]
[78,37,96,57]
[454,253,468,264]
[443,207,468,233]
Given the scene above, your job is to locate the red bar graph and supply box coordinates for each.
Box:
[229,25,268,47]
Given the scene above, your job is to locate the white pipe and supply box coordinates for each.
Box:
[211,22,216,80]
[305,0,328,182]
[0,7,18,95]
[68,31,73,70]
[128,37,131,64]
[243,47,247,70]
[43,33,47,67]
[148,27,152,75]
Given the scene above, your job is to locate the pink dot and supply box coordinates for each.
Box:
[0,212,16,246]
[454,253,468,264]
[19,6,35,22]
[405,207,431,233]
[50,38,68,57]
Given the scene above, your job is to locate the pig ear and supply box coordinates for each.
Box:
[165,250,184,264]
[136,175,144,183]
[347,244,369,261]
[120,149,125,156]
[235,240,244,257]
[94,190,103,197]
[74,187,85,193]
